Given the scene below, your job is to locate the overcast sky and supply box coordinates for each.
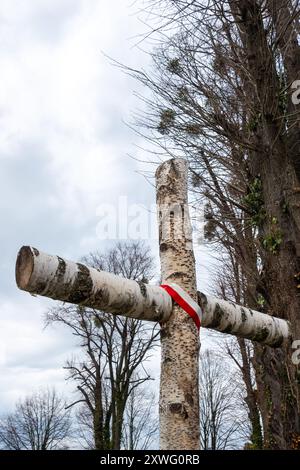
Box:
[0,0,213,420]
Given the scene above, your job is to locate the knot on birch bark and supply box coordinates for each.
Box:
[169,403,188,419]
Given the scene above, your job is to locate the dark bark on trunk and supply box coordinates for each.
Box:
[238,338,263,449]
[266,0,300,182]
[230,0,300,449]
[111,397,125,450]
[93,378,105,450]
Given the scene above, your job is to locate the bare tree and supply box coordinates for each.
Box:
[78,379,159,450]
[0,389,71,450]
[200,350,250,450]
[211,332,263,449]
[75,405,95,450]
[122,382,158,450]
[45,241,159,450]
[212,252,263,449]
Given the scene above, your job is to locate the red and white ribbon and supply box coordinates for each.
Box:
[160,282,202,330]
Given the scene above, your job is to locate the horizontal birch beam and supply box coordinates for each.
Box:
[15,246,291,347]
[16,246,172,322]
[198,292,292,348]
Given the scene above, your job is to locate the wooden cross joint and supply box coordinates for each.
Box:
[15,158,291,450]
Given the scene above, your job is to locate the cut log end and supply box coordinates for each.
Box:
[16,246,34,291]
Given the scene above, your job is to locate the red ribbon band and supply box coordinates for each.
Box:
[160,283,202,330]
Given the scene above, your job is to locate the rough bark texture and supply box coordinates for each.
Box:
[198,292,291,347]
[16,247,291,348]
[15,246,172,322]
[156,158,200,450]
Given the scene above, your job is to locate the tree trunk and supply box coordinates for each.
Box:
[266,0,300,183]
[237,338,263,449]
[229,0,300,448]
[156,158,200,450]
[111,396,125,450]
[93,379,105,450]
[93,410,104,450]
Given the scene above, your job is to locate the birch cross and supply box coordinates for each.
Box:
[15,158,291,450]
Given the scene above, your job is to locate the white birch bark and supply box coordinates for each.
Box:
[15,246,172,322]
[15,248,291,347]
[199,292,291,347]
[156,158,200,450]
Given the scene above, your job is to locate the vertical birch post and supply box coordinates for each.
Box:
[156,158,200,450]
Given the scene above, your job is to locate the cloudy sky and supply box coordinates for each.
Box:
[0,0,212,419]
